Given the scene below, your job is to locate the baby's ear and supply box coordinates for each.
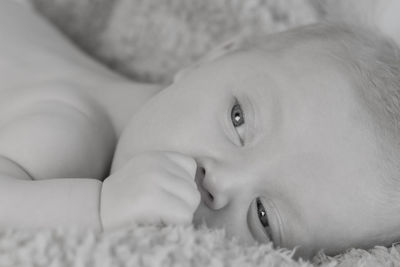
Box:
[173,36,243,83]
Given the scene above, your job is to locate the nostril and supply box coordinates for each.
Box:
[195,165,227,210]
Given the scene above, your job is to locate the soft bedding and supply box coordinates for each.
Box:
[2,225,400,266]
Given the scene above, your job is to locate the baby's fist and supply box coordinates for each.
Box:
[100,151,201,230]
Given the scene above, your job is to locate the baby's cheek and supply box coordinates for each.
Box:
[110,117,173,172]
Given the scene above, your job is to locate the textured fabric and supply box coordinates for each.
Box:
[31,0,320,83]
[1,225,400,266]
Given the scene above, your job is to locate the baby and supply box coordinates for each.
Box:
[1,0,400,259]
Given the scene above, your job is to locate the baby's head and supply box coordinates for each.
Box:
[113,22,400,258]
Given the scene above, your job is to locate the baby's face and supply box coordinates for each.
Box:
[114,45,395,258]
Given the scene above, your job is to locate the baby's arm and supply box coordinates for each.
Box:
[0,100,201,229]
[0,168,102,229]
[0,150,201,230]
[0,95,114,229]
[0,89,200,229]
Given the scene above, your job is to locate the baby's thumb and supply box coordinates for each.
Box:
[164,151,197,178]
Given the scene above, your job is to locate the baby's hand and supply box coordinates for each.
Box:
[100,151,201,230]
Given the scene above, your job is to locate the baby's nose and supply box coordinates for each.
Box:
[195,166,229,210]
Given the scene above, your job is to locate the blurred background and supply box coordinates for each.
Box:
[30,0,324,84]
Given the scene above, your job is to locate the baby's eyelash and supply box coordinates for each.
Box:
[231,100,245,128]
[230,99,245,146]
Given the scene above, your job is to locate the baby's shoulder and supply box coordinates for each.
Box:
[0,81,117,180]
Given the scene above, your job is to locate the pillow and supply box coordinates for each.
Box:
[31,0,320,84]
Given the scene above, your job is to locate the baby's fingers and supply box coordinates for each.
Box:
[157,191,198,225]
[163,151,197,179]
[160,175,201,210]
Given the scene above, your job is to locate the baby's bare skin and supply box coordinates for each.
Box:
[0,1,165,229]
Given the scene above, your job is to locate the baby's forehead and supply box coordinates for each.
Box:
[191,24,375,111]
[211,45,360,114]
[216,31,370,127]
[213,31,355,82]
[216,42,353,94]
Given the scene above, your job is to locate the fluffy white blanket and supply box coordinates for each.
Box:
[31,0,320,83]
[2,225,400,266]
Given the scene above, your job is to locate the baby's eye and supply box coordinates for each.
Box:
[247,197,275,244]
[256,197,273,241]
[231,100,245,128]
